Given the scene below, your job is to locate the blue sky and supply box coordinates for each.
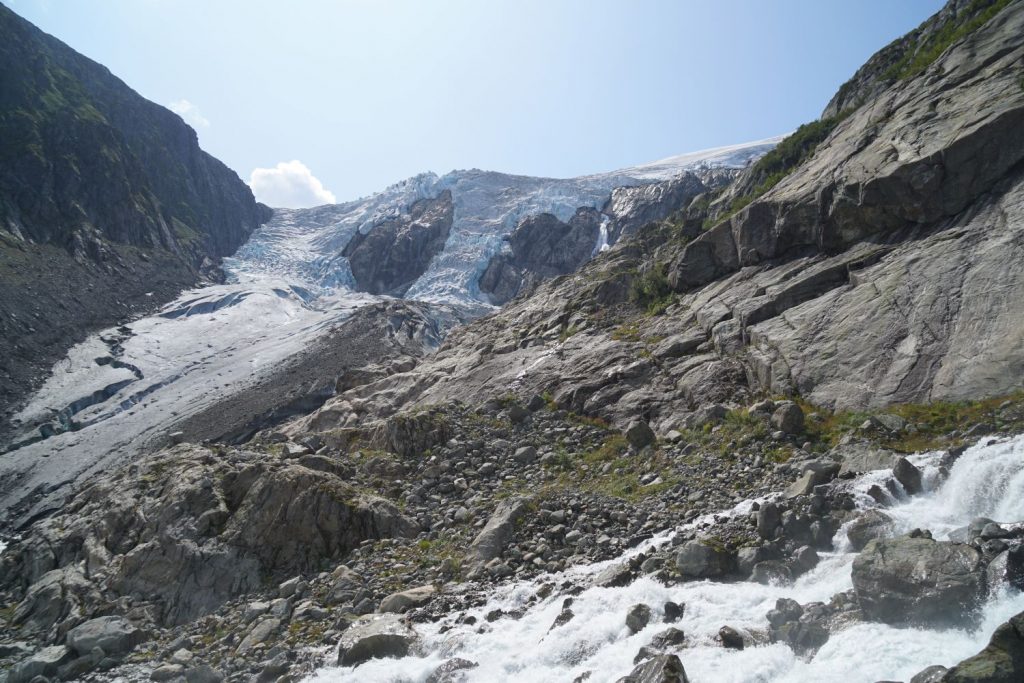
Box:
[6,0,943,206]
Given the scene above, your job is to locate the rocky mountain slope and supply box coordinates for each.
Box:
[287,0,1024,440]
[0,4,271,419]
[3,1,1024,683]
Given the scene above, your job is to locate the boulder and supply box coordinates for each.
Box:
[909,665,947,683]
[676,540,735,579]
[8,646,74,683]
[625,421,656,449]
[718,625,745,650]
[626,604,652,634]
[756,502,782,540]
[337,614,418,667]
[464,497,532,568]
[785,461,839,498]
[846,510,895,551]
[615,653,689,683]
[942,609,1024,682]
[834,443,898,476]
[851,535,985,627]
[683,404,727,429]
[66,615,146,656]
[771,402,805,434]
[378,585,437,614]
[426,658,478,683]
[893,457,924,495]
[513,446,537,464]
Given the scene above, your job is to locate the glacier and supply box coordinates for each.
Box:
[0,136,780,525]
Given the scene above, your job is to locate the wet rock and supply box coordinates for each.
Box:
[66,615,146,656]
[594,562,634,588]
[718,625,745,650]
[426,657,479,683]
[852,535,985,627]
[942,609,1024,682]
[909,665,947,683]
[662,602,683,623]
[751,560,792,585]
[337,613,418,667]
[378,585,437,614]
[757,502,782,540]
[987,545,1024,591]
[626,604,652,634]
[625,421,656,450]
[893,457,923,495]
[615,653,689,683]
[847,510,895,552]
[676,540,735,579]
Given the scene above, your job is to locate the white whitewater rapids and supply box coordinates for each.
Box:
[309,434,1024,683]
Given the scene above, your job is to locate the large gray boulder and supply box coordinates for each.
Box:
[941,609,1024,682]
[464,497,532,569]
[378,585,437,614]
[66,615,146,656]
[846,510,895,551]
[336,613,419,667]
[7,646,74,683]
[676,540,735,579]
[851,535,985,627]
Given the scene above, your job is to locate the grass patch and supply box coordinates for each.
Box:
[884,0,1013,81]
[630,262,674,315]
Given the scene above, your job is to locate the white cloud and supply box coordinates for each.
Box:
[168,99,210,128]
[249,160,337,208]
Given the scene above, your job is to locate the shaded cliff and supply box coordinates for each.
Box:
[0,5,271,415]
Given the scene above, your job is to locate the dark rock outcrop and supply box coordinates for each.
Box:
[942,609,1024,682]
[343,190,454,296]
[852,534,986,627]
[479,207,601,305]
[0,5,270,416]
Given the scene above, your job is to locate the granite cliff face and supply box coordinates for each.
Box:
[288,0,1024,436]
[0,5,270,415]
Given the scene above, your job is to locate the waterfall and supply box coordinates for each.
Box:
[308,434,1024,683]
[593,215,611,256]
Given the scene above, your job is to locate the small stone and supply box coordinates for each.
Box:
[626,604,652,634]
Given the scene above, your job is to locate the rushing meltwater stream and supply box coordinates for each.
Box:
[309,434,1024,683]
